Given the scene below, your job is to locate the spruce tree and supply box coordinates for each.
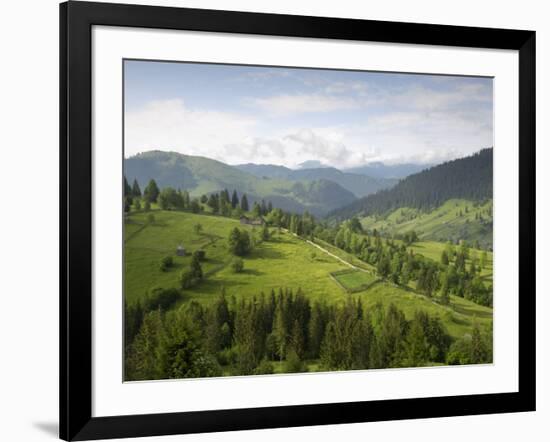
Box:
[240,194,249,212]
[143,179,160,203]
[289,319,305,359]
[131,179,142,198]
[124,176,132,196]
[272,302,287,361]
[404,316,429,367]
[231,190,239,209]
[190,252,203,280]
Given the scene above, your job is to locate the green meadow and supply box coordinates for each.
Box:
[125,209,492,340]
[125,210,350,306]
[360,199,493,249]
[332,269,378,291]
[408,240,493,281]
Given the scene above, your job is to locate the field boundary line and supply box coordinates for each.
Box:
[124,222,149,243]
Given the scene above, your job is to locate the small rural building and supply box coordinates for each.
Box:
[176,244,186,256]
[240,215,265,226]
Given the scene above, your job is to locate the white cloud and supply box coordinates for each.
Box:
[248,94,359,115]
[224,128,379,169]
[383,82,492,112]
[323,81,370,96]
[124,99,257,160]
[125,80,493,169]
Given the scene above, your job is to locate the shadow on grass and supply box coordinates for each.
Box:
[448,313,470,326]
[191,277,249,293]
[453,304,493,319]
[411,243,426,249]
[249,244,285,260]
[241,268,264,276]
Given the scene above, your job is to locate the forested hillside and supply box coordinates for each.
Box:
[344,162,430,180]
[329,149,493,220]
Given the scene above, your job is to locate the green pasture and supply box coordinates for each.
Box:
[360,199,493,249]
[125,210,492,342]
[356,281,492,339]
[125,210,350,306]
[333,270,378,291]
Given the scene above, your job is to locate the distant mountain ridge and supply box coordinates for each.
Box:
[124,151,357,216]
[235,163,397,198]
[329,148,493,221]
[344,162,431,179]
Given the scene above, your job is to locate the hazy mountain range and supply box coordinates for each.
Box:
[125,149,491,219]
[235,164,398,198]
[124,151,415,216]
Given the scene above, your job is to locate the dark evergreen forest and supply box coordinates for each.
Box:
[329,149,493,220]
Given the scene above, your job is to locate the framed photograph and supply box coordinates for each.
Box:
[60,1,535,440]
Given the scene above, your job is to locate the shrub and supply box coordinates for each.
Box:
[217,347,238,366]
[159,255,173,272]
[261,224,270,241]
[228,227,251,256]
[284,350,307,373]
[230,257,244,273]
[190,254,203,279]
[253,359,275,375]
[143,287,181,312]
[179,269,197,289]
[147,213,155,224]
[194,250,206,261]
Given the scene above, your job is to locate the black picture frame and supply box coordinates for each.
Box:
[60,1,536,440]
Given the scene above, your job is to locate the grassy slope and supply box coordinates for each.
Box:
[334,270,378,290]
[409,240,493,280]
[125,210,492,341]
[360,199,493,248]
[359,282,493,339]
[125,210,350,306]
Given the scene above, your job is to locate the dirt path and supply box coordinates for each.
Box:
[305,239,360,270]
[282,228,372,274]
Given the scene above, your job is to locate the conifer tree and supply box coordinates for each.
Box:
[289,319,305,359]
[308,302,326,359]
[231,190,239,209]
[124,176,132,196]
[190,252,203,280]
[131,179,141,198]
[404,316,429,367]
[252,202,262,218]
[240,193,249,212]
[272,302,287,361]
[143,179,160,203]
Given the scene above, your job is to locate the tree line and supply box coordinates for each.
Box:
[125,288,492,380]
[124,176,276,221]
[125,179,492,307]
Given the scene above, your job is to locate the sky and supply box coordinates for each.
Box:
[124,60,493,169]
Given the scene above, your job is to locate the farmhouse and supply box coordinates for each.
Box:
[176,244,186,256]
[239,215,265,226]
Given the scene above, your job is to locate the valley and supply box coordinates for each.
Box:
[124,149,494,380]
